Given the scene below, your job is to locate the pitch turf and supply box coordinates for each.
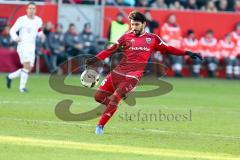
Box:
[0,74,239,160]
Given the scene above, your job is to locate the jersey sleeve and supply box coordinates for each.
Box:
[96,34,126,60]
[154,35,186,56]
[116,34,125,44]
[10,17,22,41]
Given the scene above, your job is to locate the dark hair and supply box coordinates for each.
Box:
[55,23,63,29]
[84,22,91,29]
[117,12,124,17]
[187,29,194,35]
[69,23,75,28]
[128,10,147,23]
[206,29,213,34]
[28,1,36,6]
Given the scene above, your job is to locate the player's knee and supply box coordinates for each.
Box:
[94,91,108,105]
[109,90,123,106]
[94,93,102,103]
[23,62,32,71]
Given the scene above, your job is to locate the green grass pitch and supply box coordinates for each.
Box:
[0,74,239,160]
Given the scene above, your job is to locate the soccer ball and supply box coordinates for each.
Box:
[80,69,100,88]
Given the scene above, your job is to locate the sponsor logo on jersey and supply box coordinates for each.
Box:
[130,46,150,51]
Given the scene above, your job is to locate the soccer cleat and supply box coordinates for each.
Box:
[20,88,28,93]
[6,75,12,89]
[95,125,104,135]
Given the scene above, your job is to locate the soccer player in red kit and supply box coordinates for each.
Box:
[86,11,202,135]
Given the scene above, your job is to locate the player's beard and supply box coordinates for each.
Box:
[133,27,144,36]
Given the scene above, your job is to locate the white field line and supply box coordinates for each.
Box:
[1,100,240,115]
[0,135,239,160]
[0,117,240,140]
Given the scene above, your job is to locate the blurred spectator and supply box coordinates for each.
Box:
[64,23,83,57]
[79,23,98,55]
[0,25,16,50]
[136,0,150,7]
[186,0,198,10]
[201,0,218,12]
[123,0,136,6]
[108,12,129,43]
[234,0,240,12]
[144,10,159,33]
[143,10,160,75]
[216,0,232,12]
[43,21,54,38]
[35,36,55,73]
[48,23,66,72]
[115,0,125,5]
[182,29,201,77]
[218,33,239,79]
[161,14,183,77]
[199,29,218,77]
[151,0,168,9]
[78,23,99,72]
[231,22,240,43]
[178,0,189,8]
[232,22,240,78]
[169,1,184,10]
[106,0,115,5]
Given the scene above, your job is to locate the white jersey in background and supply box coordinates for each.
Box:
[10,15,43,45]
[10,15,43,66]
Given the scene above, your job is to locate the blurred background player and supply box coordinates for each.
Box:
[86,11,202,135]
[199,29,218,77]
[218,33,239,79]
[6,2,43,93]
[182,29,201,77]
[161,14,183,77]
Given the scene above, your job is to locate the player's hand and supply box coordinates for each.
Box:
[85,56,99,67]
[186,51,203,61]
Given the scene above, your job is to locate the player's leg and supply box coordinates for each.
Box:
[6,68,22,88]
[225,58,232,79]
[19,61,32,92]
[232,58,240,79]
[192,58,201,77]
[6,47,24,88]
[96,75,138,134]
[171,55,183,77]
[94,90,112,106]
[94,73,115,134]
[19,48,35,93]
[94,73,114,105]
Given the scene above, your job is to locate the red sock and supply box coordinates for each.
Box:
[98,104,117,126]
[98,92,121,126]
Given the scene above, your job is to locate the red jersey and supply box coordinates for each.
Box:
[182,37,199,52]
[231,31,240,44]
[199,36,218,57]
[234,40,240,57]
[218,39,236,59]
[161,23,182,48]
[96,31,186,79]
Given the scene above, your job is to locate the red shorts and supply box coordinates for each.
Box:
[98,71,139,97]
